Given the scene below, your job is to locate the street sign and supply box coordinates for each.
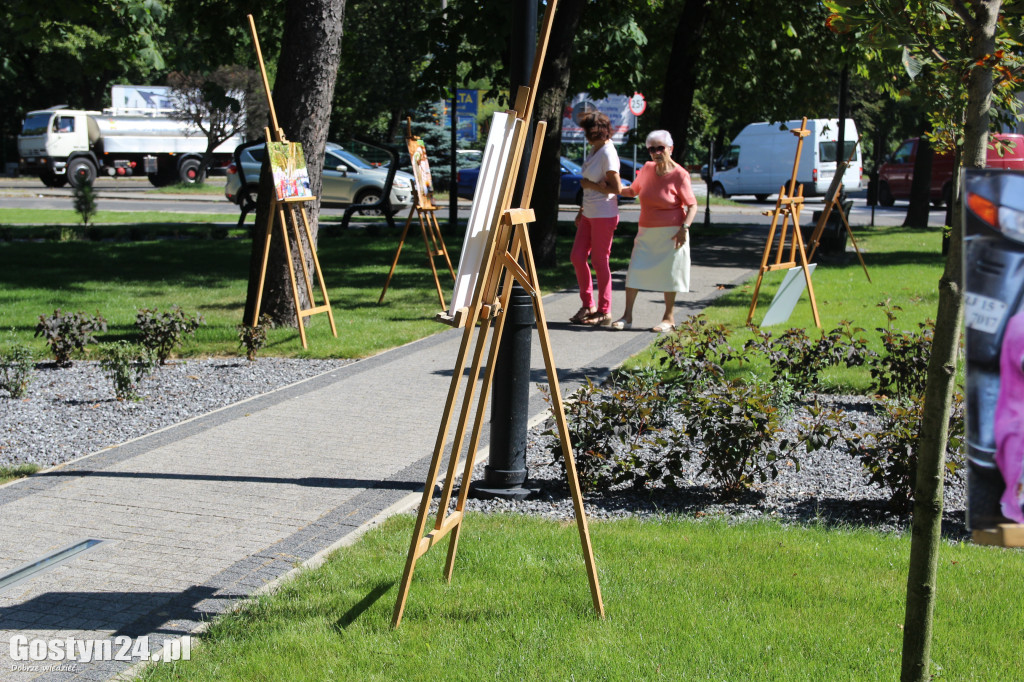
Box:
[628,92,647,117]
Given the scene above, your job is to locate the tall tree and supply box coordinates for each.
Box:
[658,0,709,162]
[826,2,1020,680]
[243,0,347,327]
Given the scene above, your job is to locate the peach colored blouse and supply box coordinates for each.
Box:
[627,163,696,227]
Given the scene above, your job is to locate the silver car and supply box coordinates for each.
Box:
[224,142,415,215]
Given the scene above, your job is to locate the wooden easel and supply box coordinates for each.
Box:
[806,134,871,282]
[747,117,821,328]
[392,0,603,628]
[972,524,1024,547]
[247,15,337,349]
[378,118,455,308]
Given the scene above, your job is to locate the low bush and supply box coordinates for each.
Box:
[238,314,272,362]
[98,341,156,401]
[0,342,35,398]
[870,302,934,399]
[135,306,205,365]
[34,309,108,367]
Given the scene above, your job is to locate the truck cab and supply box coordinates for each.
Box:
[18,108,97,187]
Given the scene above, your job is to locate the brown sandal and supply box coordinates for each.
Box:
[583,312,613,326]
[569,307,595,324]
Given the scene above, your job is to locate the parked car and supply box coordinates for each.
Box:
[224,142,415,214]
[877,133,1024,207]
[456,156,631,204]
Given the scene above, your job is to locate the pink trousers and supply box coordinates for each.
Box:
[570,215,618,314]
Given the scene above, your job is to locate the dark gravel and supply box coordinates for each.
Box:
[453,393,969,541]
[2,360,967,540]
[0,358,351,469]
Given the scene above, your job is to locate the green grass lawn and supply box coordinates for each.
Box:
[625,224,949,393]
[0,464,38,485]
[0,219,628,359]
[138,513,1024,681]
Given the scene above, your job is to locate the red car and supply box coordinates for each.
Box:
[877,133,1024,207]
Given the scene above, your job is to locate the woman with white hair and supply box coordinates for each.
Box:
[611,129,697,332]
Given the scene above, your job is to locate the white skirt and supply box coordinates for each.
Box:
[625,225,690,292]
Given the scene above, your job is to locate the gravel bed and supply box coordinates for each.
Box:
[0,358,351,469]
[453,394,969,541]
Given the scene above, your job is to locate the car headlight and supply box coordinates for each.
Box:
[393,177,411,189]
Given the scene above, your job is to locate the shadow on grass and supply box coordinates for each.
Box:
[334,581,395,630]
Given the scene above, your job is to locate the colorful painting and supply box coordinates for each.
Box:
[407,138,435,208]
[269,141,312,201]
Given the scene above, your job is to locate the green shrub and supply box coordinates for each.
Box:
[0,343,35,398]
[135,306,205,365]
[870,301,933,399]
[680,378,795,497]
[73,183,97,226]
[238,314,272,361]
[841,393,965,513]
[34,309,108,367]
[98,341,156,401]
[744,321,872,394]
[655,314,736,390]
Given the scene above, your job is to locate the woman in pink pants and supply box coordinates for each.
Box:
[569,111,622,327]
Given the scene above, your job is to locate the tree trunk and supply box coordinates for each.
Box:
[900,3,999,680]
[243,0,346,327]
[658,0,709,162]
[529,0,583,268]
[903,123,934,228]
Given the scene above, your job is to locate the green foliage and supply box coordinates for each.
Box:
[839,393,965,514]
[134,306,204,365]
[0,341,35,398]
[654,314,736,390]
[682,378,794,497]
[72,184,97,226]
[744,321,873,394]
[33,309,107,367]
[98,340,156,401]
[869,301,933,399]
[238,314,272,362]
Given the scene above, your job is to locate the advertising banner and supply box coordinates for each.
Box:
[561,93,634,144]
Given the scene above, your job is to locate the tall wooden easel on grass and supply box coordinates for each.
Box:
[392,0,603,628]
[747,117,821,328]
[378,118,455,308]
[246,15,337,349]
[805,134,871,282]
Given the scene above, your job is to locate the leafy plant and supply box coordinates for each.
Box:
[34,309,108,367]
[744,321,872,394]
[656,314,736,390]
[72,183,97,225]
[135,306,205,365]
[681,378,795,497]
[238,314,272,361]
[0,342,35,398]
[869,301,933,399]
[840,393,965,513]
[98,341,156,401]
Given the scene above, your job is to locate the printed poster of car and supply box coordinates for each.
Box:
[963,168,1024,531]
[561,93,635,144]
[407,138,435,208]
[268,141,312,201]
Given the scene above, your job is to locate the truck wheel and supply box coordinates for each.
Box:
[711,182,728,199]
[354,188,384,216]
[147,173,168,188]
[178,158,203,184]
[754,194,769,202]
[67,158,96,188]
[878,181,895,207]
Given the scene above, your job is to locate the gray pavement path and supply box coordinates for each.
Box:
[0,227,766,681]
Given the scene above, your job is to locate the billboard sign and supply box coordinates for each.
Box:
[561,93,634,144]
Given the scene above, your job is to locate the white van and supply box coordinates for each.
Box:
[707,119,862,201]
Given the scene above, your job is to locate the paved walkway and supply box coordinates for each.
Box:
[0,227,761,681]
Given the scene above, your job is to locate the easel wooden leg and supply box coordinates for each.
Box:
[297,205,337,336]
[839,209,872,283]
[429,210,456,278]
[379,207,416,305]
[277,205,308,349]
[747,190,785,324]
[418,210,447,309]
[518,226,604,618]
[790,189,821,328]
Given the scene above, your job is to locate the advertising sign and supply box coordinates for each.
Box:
[456,89,479,142]
[561,93,634,144]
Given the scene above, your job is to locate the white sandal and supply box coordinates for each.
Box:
[611,318,631,331]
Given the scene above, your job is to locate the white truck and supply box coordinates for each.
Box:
[706,118,862,201]
[17,85,244,188]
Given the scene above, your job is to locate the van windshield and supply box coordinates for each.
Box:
[819,141,858,163]
[21,113,53,136]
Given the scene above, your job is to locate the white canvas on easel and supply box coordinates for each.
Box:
[760,263,817,326]
[448,112,521,316]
